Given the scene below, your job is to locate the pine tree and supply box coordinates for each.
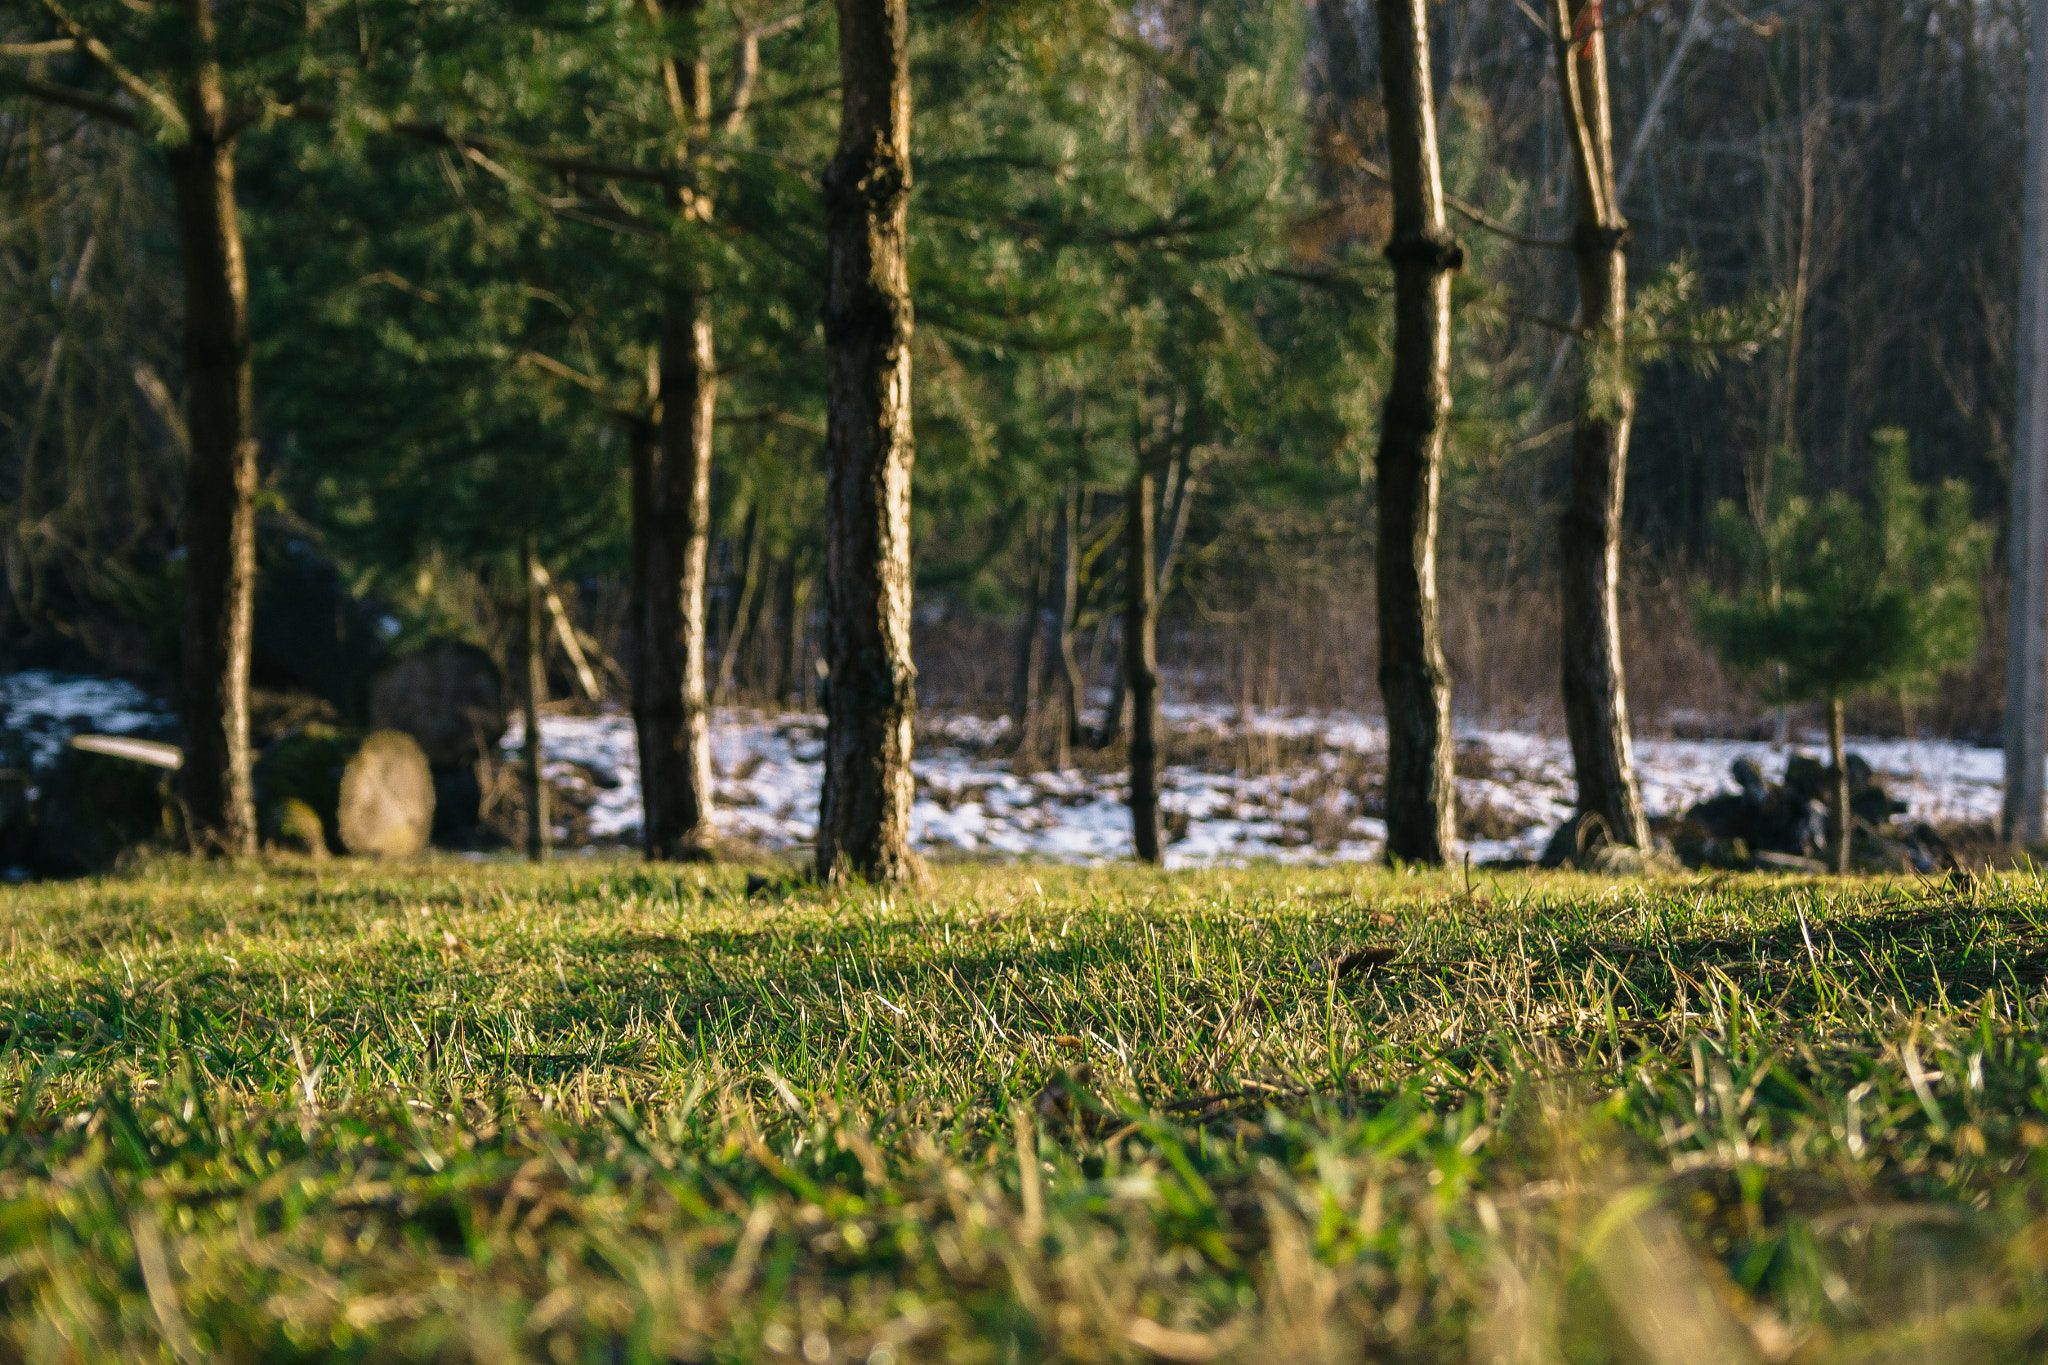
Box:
[1697,430,1991,873]
[0,1,322,855]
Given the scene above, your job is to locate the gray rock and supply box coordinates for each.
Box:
[337,730,435,858]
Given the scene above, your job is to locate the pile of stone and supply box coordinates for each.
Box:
[0,637,514,877]
[1672,753,1955,872]
[258,638,510,855]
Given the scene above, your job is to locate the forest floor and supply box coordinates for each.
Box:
[4,859,2048,1361]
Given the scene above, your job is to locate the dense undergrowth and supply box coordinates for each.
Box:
[5,858,2048,1361]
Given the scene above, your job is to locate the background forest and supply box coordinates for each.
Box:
[0,0,2024,745]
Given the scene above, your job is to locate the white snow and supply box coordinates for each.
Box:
[0,671,2012,865]
[0,671,172,770]
[503,702,2015,866]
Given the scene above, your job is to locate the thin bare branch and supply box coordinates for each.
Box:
[1354,156,1572,250]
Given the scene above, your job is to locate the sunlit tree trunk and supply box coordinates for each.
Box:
[641,295,717,859]
[1553,0,1650,847]
[1373,0,1459,865]
[629,0,722,861]
[165,5,256,857]
[816,0,918,882]
[629,418,659,830]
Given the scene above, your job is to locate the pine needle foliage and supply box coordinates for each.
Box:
[1695,428,1991,708]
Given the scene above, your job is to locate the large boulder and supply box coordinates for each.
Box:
[370,641,506,771]
[337,730,435,858]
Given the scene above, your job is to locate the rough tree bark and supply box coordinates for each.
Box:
[815,0,918,883]
[167,128,256,857]
[520,539,549,862]
[640,295,717,859]
[1552,0,1650,848]
[160,3,257,857]
[1373,0,1460,865]
[632,0,720,861]
[628,417,662,841]
[1126,467,1161,864]
[2006,0,2048,845]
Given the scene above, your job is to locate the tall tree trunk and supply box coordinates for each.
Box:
[1057,482,1085,757]
[816,0,918,883]
[521,539,549,862]
[631,0,720,860]
[167,120,256,857]
[1373,0,1459,866]
[641,295,717,860]
[2006,0,2048,845]
[1828,695,1850,875]
[1126,466,1161,864]
[628,418,659,831]
[1553,0,1650,848]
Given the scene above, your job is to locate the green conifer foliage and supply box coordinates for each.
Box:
[1697,430,1991,870]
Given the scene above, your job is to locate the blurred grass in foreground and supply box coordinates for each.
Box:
[6,858,2048,1361]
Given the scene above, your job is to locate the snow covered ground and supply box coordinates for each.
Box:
[0,671,173,772]
[0,670,2014,866]
[508,701,2014,868]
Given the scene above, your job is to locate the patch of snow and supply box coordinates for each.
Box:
[0,671,173,771]
[507,702,2029,866]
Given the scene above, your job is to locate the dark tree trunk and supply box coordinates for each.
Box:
[1126,467,1161,864]
[1829,695,1851,875]
[1553,0,1650,847]
[1373,0,1459,865]
[816,0,918,883]
[628,417,658,827]
[1057,483,1085,759]
[521,540,549,862]
[167,127,256,857]
[631,0,720,860]
[640,295,717,859]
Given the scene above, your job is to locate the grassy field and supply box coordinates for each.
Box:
[4,858,2048,1362]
